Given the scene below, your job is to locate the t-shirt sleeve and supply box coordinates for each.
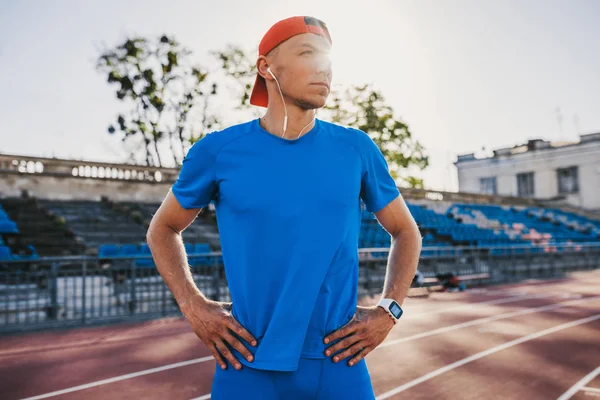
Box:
[359,133,401,213]
[171,138,218,210]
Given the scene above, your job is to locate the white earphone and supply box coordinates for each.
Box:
[266,66,315,139]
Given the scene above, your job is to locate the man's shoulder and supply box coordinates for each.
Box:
[190,119,255,155]
[319,119,374,150]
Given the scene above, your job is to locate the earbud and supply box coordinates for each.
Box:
[266,66,288,137]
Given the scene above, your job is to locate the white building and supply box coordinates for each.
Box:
[454,132,600,211]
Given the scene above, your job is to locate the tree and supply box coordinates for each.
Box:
[324,85,428,188]
[98,39,428,187]
[97,35,220,167]
[211,45,257,111]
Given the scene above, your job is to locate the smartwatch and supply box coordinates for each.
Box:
[376,298,404,324]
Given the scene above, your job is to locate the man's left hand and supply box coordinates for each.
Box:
[323,305,395,366]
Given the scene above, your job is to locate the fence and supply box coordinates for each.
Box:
[1,243,599,334]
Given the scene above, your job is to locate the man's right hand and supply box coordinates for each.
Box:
[181,297,257,370]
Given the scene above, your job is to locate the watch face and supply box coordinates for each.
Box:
[389,302,403,319]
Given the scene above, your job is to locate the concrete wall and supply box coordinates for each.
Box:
[0,153,178,202]
[0,172,172,202]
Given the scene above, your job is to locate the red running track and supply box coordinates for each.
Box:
[1,270,599,400]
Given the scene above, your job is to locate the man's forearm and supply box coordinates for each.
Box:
[147,226,208,312]
[381,225,422,306]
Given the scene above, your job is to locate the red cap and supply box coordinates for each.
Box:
[250,16,332,108]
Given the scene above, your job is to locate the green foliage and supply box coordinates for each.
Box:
[97,35,219,167]
[99,38,428,187]
[211,45,257,111]
[324,85,428,187]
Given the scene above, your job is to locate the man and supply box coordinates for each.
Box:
[147,16,422,399]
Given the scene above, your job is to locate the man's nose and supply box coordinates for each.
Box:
[316,55,332,77]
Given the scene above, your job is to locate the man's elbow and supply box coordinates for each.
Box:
[146,221,157,248]
[146,216,171,248]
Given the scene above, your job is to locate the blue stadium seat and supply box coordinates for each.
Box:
[0,246,12,260]
[0,221,19,234]
[135,244,155,268]
[98,244,119,258]
[189,243,214,266]
[119,244,140,256]
[11,245,39,261]
[193,243,211,253]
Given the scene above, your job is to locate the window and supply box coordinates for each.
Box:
[517,172,535,197]
[479,177,497,195]
[557,166,579,194]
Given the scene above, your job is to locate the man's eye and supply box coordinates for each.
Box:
[301,51,313,55]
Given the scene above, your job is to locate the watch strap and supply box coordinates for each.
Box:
[377,298,400,324]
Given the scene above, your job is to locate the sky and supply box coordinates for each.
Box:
[1,0,599,192]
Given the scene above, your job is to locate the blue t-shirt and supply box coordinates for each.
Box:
[172,118,400,371]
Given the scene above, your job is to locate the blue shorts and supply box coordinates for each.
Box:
[211,357,376,399]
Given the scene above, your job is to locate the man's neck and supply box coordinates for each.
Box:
[261,103,317,139]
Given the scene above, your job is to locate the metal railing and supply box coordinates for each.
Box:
[1,243,599,334]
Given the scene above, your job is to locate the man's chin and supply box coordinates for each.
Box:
[296,96,328,110]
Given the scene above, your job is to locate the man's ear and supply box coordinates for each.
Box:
[256,56,272,81]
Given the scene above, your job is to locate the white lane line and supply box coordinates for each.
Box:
[378,296,599,349]
[189,394,212,400]
[20,356,214,400]
[21,293,587,400]
[376,313,600,399]
[556,366,600,400]
[583,387,600,394]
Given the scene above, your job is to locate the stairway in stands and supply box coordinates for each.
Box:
[0,197,87,256]
[38,199,148,252]
[118,200,221,249]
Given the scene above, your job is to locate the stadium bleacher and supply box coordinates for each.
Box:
[38,199,148,250]
[0,198,85,257]
[118,201,221,249]
[449,204,598,243]
[0,201,39,261]
[0,197,223,268]
[540,207,600,235]
[0,203,20,235]
[359,201,600,255]
[98,242,220,269]
[1,195,599,265]
[1,193,598,334]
